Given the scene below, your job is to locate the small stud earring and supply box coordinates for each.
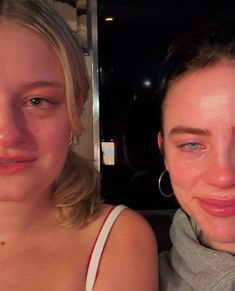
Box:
[68,132,73,146]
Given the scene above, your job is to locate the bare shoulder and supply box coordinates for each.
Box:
[93,205,158,291]
[96,204,157,251]
[106,205,157,246]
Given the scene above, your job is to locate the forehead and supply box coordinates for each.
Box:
[0,21,64,84]
[0,20,51,54]
[164,61,235,113]
[163,61,235,130]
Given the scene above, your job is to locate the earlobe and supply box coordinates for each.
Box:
[157,132,163,153]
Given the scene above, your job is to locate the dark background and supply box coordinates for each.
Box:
[97,0,235,210]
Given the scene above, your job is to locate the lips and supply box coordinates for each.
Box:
[0,157,36,174]
[198,198,235,217]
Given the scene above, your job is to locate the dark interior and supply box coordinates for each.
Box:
[98,0,235,210]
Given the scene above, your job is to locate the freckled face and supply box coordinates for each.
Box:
[0,21,72,202]
[159,61,235,250]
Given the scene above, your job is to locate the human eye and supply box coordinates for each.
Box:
[29,96,53,107]
[23,96,57,111]
[179,142,205,152]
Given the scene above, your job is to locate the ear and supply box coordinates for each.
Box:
[157,131,163,153]
[157,132,169,170]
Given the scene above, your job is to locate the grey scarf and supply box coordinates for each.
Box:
[159,209,235,291]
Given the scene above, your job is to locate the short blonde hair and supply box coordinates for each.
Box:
[0,0,101,227]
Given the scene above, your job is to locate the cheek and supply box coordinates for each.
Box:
[165,151,201,198]
[36,121,71,178]
[166,163,193,212]
[31,118,72,151]
[168,163,189,192]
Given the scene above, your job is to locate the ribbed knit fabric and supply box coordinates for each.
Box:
[159,209,235,291]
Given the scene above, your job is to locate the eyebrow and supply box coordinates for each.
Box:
[22,81,63,89]
[169,126,211,136]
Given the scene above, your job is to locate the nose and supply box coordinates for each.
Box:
[204,150,235,189]
[0,103,25,147]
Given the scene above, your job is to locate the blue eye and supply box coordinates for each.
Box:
[179,142,205,152]
[187,142,199,149]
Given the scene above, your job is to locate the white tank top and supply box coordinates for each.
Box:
[85,205,127,291]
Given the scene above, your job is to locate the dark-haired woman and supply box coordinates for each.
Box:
[158,17,235,290]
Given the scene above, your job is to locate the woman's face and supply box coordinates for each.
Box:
[158,60,235,250]
[0,21,72,203]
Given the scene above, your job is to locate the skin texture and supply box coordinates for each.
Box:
[158,60,235,254]
[0,21,71,202]
[0,21,158,290]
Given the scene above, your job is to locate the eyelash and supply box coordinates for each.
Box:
[27,96,55,108]
[179,142,205,152]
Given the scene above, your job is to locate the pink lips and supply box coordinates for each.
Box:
[199,198,235,217]
[0,157,36,174]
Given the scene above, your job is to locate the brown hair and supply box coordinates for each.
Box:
[158,16,235,131]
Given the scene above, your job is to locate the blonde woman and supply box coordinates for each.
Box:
[0,0,158,290]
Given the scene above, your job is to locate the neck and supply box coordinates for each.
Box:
[0,199,55,241]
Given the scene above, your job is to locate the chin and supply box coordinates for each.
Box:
[209,231,235,244]
[189,209,235,248]
[202,223,235,250]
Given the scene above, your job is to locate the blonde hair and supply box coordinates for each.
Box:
[0,0,102,227]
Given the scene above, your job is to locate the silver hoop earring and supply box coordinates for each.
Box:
[158,170,174,197]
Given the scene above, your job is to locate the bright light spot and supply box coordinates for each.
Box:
[105,17,114,22]
[143,79,152,88]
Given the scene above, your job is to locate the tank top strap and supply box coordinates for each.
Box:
[85,205,127,291]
